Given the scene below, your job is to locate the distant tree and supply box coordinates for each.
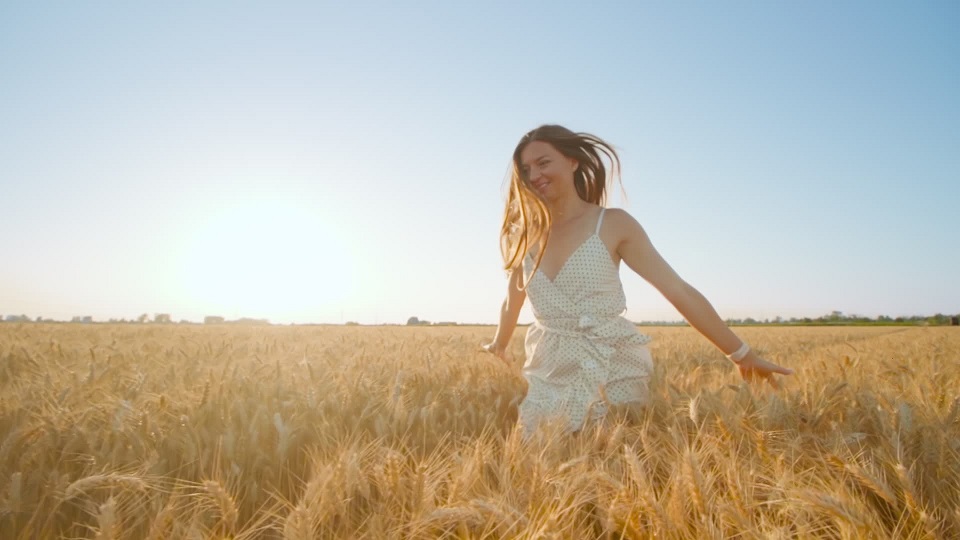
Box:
[137,313,149,324]
[407,316,420,325]
[204,316,225,324]
[154,313,172,324]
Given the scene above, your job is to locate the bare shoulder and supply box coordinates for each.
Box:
[603,207,639,226]
[602,208,645,239]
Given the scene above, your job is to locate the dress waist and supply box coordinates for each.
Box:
[535,313,624,337]
[533,313,651,345]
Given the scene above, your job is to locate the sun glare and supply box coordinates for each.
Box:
[178,199,354,322]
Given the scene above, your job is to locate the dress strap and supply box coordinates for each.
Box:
[595,208,606,235]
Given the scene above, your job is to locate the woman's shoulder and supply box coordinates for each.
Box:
[600,207,647,243]
[602,207,642,228]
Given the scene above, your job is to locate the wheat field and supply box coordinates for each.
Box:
[0,323,958,539]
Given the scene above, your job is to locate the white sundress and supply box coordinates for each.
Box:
[520,208,653,433]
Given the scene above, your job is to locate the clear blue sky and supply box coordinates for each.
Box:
[2,1,958,324]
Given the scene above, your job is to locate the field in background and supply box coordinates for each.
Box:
[1,324,958,538]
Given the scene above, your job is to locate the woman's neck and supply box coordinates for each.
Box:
[547,195,593,226]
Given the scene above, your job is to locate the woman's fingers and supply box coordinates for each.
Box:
[739,357,793,389]
[754,358,794,376]
[480,342,511,365]
[771,363,795,376]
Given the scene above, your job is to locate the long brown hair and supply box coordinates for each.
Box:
[499,125,623,287]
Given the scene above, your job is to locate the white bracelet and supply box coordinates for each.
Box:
[727,342,750,363]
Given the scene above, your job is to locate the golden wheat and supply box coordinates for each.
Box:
[0,324,957,538]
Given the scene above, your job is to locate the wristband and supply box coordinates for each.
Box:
[727,342,750,363]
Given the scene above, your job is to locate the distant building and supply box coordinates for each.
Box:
[231,317,270,325]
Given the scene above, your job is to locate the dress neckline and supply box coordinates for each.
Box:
[527,207,610,284]
[534,234,603,284]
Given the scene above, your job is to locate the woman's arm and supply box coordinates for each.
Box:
[482,267,527,362]
[609,209,793,383]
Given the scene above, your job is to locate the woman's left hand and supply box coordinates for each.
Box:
[735,351,794,389]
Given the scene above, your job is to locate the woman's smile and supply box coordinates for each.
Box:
[532,178,550,192]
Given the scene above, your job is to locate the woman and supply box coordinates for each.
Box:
[482,125,793,433]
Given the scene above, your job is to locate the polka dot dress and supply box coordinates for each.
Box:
[520,208,653,433]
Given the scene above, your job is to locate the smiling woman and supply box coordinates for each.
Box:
[177,199,355,323]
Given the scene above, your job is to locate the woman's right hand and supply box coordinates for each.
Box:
[481,341,512,364]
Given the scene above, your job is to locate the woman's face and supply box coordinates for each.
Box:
[518,140,578,199]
